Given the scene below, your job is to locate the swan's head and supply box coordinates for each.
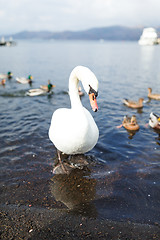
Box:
[76,66,99,112]
[88,85,98,112]
[69,66,99,112]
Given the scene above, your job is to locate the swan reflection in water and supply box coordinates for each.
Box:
[50,154,97,216]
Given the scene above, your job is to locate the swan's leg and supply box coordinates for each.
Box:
[57,149,67,173]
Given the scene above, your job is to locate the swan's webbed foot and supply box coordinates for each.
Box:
[53,151,89,174]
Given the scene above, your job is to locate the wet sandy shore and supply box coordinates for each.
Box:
[1,158,160,240]
[1,204,160,240]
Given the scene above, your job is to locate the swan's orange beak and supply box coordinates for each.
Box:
[89,93,98,112]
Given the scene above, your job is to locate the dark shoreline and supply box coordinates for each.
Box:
[1,204,160,240]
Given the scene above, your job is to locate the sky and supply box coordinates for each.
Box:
[0,0,159,35]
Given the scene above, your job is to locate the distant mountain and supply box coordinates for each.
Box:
[3,26,160,41]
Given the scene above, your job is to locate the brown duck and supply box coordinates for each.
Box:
[123,98,144,109]
[148,88,160,100]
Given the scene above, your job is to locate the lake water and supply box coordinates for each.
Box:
[0,40,160,225]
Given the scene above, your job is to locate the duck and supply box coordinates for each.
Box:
[117,115,139,131]
[123,98,144,109]
[27,80,55,96]
[16,75,33,84]
[40,80,56,92]
[122,115,139,131]
[78,86,84,97]
[0,71,13,79]
[26,88,48,96]
[49,66,99,164]
[148,88,160,100]
[0,79,6,86]
[149,112,160,130]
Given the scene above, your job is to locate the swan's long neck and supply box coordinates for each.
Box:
[69,69,83,110]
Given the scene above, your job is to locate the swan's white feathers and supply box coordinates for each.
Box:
[49,107,99,154]
[70,66,98,94]
[49,66,99,155]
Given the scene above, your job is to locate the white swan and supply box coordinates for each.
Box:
[49,66,99,156]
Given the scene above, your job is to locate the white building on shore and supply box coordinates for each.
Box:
[138,28,158,46]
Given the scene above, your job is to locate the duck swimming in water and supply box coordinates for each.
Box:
[123,98,144,109]
[149,112,160,130]
[40,80,55,92]
[49,66,99,166]
[16,75,33,85]
[78,86,84,97]
[123,115,139,131]
[117,115,139,131]
[0,71,13,79]
[148,88,160,100]
[0,79,6,86]
[27,80,55,96]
